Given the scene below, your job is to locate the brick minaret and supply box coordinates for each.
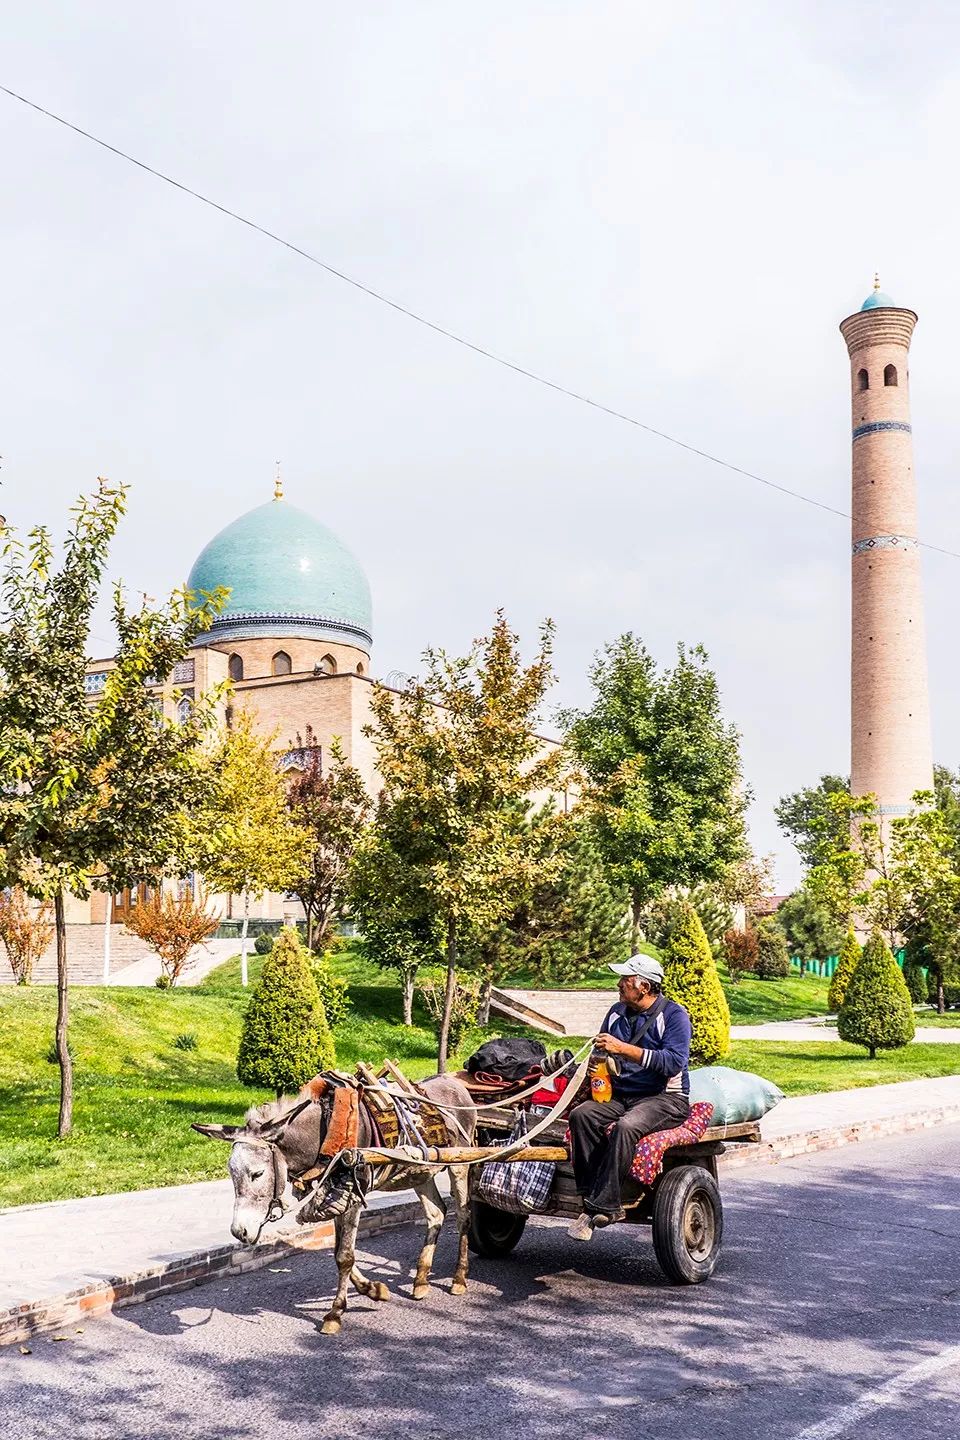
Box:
[840,278,933,816]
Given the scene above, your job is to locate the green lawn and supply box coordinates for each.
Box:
[911,1011,960,1027]
[727,1040,960,1095]
[724,974,831,1024]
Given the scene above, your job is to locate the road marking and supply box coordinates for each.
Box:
[793,1344,960,1439]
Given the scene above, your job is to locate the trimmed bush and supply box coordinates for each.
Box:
[254,932,275,956]
[723,926,758,984]
[754,919,790,980]
[838,930,915,1058]
[663,903,730,1066]
[902,959,927,1006]
[237,926,335,1095]
[828,927,860,1013]
[310,955,351,1028]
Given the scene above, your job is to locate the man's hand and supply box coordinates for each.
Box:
[594,1033,627,1056]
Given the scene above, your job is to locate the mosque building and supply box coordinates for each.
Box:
[66,474,385,972]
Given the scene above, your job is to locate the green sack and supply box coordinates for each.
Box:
[688,1065,784,1124]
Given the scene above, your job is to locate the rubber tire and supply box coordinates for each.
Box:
[651,1165,723,1284]
[468,1202,528,1258]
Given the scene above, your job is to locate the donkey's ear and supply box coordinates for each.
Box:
[191,1122,246,1142]
[256,1098,313,1142]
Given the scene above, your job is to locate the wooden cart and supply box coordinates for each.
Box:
[467,1109,762,1284]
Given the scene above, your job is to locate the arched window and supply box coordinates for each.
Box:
[356,662,365,676]
[228,653,244,682]
[884,363,898,387]
[177,695,193,723]
[272,650,292,676]
[857,368,869,391]
[319,654,337,676]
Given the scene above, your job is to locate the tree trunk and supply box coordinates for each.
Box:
[55,890,73,1139]
[869,1045,876,1059]
[102,891,113,985]
[630,895,643,951]
[401,967,415,1026]
[478,972,493,1026]
[306,908,314,954]
[240,890,250,988]
[437,920,458,1074]
[937,979,946,1015]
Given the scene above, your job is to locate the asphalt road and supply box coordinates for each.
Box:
[4,1125,960,1440]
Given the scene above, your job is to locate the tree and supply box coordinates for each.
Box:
[775,774,850,871]
[837,930,915,1058]
[663,903,730,1066]
[891,795,960,1015]
[0,480,225,1135]
[723,925,758,984]
[236,926,335,1096]
[902,958,927,1005]
[123,885,219,985]
[0,887,53,985]
[563,635,749,945]
[310,952,351,1028]
[354,613,564,1069]
[753,917,791,980]
[459,812,631,1015]
[352,902,442,1026]
[777,887,845,975]
[807,791,907,950]
[285,727,370,952]
[197,712,314,987]
[828,927,861,1013]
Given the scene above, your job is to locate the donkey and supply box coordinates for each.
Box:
[193,1073,477,1335]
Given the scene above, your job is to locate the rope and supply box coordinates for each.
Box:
[375,1039,595,1115]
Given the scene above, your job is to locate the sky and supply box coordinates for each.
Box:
[3,1,960,890]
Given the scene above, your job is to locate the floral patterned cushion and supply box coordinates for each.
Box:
[629,1100,715,1186]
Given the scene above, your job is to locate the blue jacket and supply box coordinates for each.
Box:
[600,997,691,1099]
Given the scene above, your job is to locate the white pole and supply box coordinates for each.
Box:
[240,889,250,988]
[102,892,113,985]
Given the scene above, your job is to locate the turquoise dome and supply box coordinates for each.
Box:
[187,498,372,648]
[861,289,895,310]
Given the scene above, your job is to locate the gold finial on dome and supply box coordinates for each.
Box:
[873,272,881,291]
[273,461,283,502]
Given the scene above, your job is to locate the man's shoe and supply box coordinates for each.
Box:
[590,1208,625,1228]
[568,1212,595,1242]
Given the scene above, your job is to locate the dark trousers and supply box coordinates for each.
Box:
[569,1092,690,1215]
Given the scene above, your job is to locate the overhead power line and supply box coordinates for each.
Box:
[3,82,959,561]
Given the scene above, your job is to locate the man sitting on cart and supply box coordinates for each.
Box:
[568,954,691,1241]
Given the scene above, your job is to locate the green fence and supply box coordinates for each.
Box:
[789,949,910,979]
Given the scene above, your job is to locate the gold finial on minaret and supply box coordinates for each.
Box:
[873,272,881,291]
[273,461,283,501]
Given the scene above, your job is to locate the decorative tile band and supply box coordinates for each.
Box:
[878,804,913,817]
[852,420,912,440]
[852,534,919,556]
[208,611,373,646]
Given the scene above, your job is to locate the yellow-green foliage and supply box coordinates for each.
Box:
[828,926,861,1013]
[237,927,335,1093]
[838,930,915,1059]
[664,903,730,1065]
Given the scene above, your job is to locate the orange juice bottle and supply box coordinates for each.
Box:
[590,1055,613,1103]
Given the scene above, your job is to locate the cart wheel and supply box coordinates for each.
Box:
[651,1165,723,1284]
[468,1202,528,1257]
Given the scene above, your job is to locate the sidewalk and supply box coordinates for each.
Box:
[3,1075,960,1347]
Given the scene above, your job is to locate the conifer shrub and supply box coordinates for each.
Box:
[237,926,335,1095]
[837,930,915,1058]
[828,927,861,1013]
[754,918,791,980]
[254,931,274,956]
[310,954,351,1028]
[664,903,730,1066]
[902,959,927,1006]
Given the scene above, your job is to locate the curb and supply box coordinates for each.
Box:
[5,1100,960,1347]
[0,1198,422,1350]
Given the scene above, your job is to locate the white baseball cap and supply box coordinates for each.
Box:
[608,954,665,983]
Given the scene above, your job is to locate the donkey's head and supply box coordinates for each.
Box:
[192,1096,314,1244]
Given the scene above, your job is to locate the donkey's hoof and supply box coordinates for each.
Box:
[412,1283,431,1301]
[450,1280,467,1296]
[318,1316,342,1336]
[371,1282,391,1302]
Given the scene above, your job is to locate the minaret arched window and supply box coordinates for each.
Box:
[228,654,244,682]
[884,363,898,387]
[857,368,869,391]
[272,650,292,676]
